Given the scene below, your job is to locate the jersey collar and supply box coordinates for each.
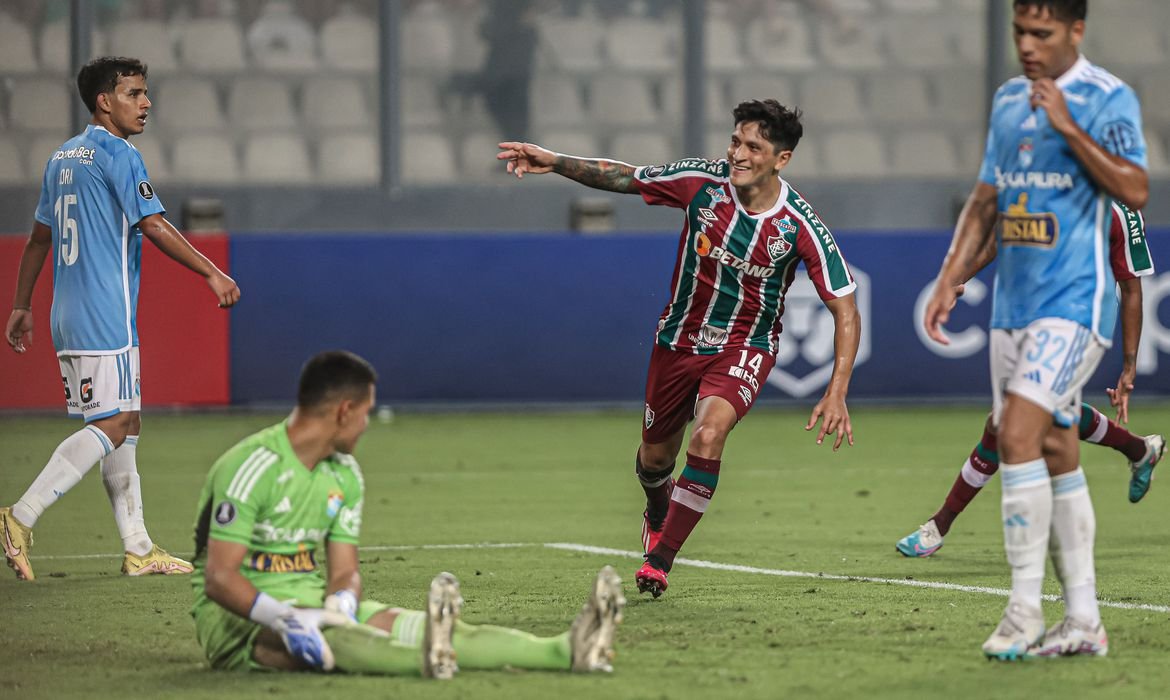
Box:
[1053,54,1090,89]
[728,176,789,219]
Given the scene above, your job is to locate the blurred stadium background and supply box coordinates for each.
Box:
[1,0,1169,409]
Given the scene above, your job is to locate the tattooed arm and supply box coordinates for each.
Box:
[496,141,640,194]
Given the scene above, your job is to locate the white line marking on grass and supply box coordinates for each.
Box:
[545,542,1170,614]
[30,540,1170,614]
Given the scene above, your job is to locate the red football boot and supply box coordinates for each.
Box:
[635,561,669,598]
[642,511,664,555]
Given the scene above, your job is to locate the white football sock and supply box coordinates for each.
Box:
[12,425,114,528]
[101,435,154,556]
[1000,458,1052,611]
[1049,467,1100,626]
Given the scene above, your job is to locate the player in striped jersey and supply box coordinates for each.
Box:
[898,202,1161,558]
[923,0,1149,659]
[498,99,861,598]
[2,57,240,581]
[192,351,624,677]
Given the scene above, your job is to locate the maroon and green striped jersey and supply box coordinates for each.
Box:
[635,158,856,355]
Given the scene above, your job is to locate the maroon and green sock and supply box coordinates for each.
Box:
[648,452,720,572]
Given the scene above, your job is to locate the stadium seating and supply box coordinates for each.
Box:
[868,73,934,125]
[529,76,589,129]
[402,0,458,76]
[0,16,38,74]
[175,18,247,73]
[8,78,71,133]
[611,131,678,167]
[302,77,371,130]
[320,10,378,72]
[890,129,960,176]
[153,78,225,131]
[605,17,678,73]
[0,137,26,184]
[25,135,68,180]
[799,75,865,126]
[589,75,660,127]
[106,20,176,73]
[823,130,888,176]
[535,14,604,73]
[318,132,380,184]
[242,133,313,184]
[39,21,107,74]
[172,134,241,184]
[459,130,506,182]
[132,134,170,183]
[534,129,602,160]
[703,17,746,73]
[401,130,458,184]
[662,77,729,127]
[747,15,817,71]
[227,77,298,131]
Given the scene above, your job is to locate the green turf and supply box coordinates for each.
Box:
[3,405,1170,699]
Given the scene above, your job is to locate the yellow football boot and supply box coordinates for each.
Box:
[121,545,194,576]
[0,507,35,581]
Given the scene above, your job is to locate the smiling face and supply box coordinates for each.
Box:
[727,121,791,190]
[1013,4,1082,80]
[97,73,151,138]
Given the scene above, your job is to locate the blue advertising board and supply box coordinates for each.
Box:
[229,230,1170,405]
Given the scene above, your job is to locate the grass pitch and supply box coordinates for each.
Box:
[3,405,1170,699]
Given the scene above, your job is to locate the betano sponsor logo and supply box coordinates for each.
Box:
[698,241,775,279]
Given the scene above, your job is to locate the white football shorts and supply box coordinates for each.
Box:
[990,318,1106,429]
[58,348,141,422]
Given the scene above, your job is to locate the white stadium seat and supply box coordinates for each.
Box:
[172,134,240,183]
[704,17,747,73]
[529,75,588,128]
[176,19,247,73]
[662,77,728,127]
[868,74,933,125]
[799,75,865,126]
[933,69,985,127]
[606,18,678,73]
[611,131,677,168]
[302,77,371,130]
[0,137,28,184]
[9,78,72,132]
[243,133,312,184]
[535,15,605,73]
[227,77,297,131]
[747,15,816,71]
[106,20,176,73]
[589,75,658,127]
[823,130,888,177]
[402,0,457,76]
[318,132,380,184]
[890,129,960,176]
[130,134,170,183]
[401,77,444,128]
[460,130,506,182]
[401,130,457,184]
[25,136,70,181]
[534,129,602,160]
[0,15,38,73]
[153,78,225,131]
[728,75,797,109]
[39,21,107,74]
[887,17,956,68]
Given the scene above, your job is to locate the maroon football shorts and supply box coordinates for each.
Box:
[642,343,776,444]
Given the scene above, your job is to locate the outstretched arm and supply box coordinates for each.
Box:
[923,181,998,344]
[497,142,640,194]
[805,293,860,450]
[1108,277,1143,423]
[6,221,51,353]
[138,213,240,308]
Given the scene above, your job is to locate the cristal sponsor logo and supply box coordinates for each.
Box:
[994,167,1074,190]
[249,549,317,573]
[1001,194,1058,247]
[254,520,326,544]
[53,146,95,162]
[728,366,759,391]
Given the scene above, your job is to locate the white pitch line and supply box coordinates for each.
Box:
[28,541,1170,614]
[545,542,1170,614]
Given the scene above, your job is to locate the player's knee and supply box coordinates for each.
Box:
[688,423,728,456]
[997,423,1038,462]
[90,412,133,447]
[638,444,675,472]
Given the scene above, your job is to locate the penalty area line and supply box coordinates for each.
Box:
[545,542,1170,615]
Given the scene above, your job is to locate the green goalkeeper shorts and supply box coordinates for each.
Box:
[192,588,391,671]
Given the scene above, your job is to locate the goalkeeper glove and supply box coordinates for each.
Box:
[324,589,359,622]
[250,592,336,671]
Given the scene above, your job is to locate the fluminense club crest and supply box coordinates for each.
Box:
[767,217,796,260]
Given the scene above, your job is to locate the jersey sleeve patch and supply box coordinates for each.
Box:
[636,159,727,209]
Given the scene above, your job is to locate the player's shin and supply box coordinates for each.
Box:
[13,425,114,527]
[100,435,153,556]
[1078,404,1147,461]
[323,623,423,675]
[635,453,675,531]
[383,609,570,671]
[1001,459,1053,610]
[1048,468,1100,626]
[934,428,999,536]
[650,453,720,571]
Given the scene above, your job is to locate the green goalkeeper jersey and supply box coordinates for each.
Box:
[191,421,365,607]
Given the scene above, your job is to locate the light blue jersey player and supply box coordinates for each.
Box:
[3,57,240,583]
[924,1,1149,663]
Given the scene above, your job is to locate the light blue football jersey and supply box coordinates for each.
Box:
[978,55,1146,347]
[33,125,166,355]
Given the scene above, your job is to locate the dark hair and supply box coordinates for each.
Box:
[297,351,378,408]
[76,56,148,114]
[1013,0,1087,22]
[731,100,803,153]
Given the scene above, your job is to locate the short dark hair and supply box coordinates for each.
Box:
[731,100,803,153]
[1013,0,1087,22]
[76,56,148,114]
[297,351,378,408]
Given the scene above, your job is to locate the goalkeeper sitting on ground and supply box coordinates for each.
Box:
[190,350,623,677]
